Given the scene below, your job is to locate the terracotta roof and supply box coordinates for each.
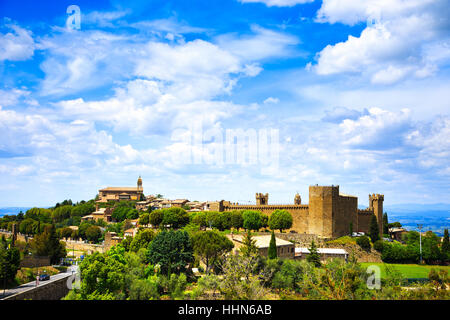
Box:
[171,199,189,204]
[99,187,139,191]
[295,248,348,255]
[230,235,293,248]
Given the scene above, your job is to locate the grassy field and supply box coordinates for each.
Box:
[360,262,450,279]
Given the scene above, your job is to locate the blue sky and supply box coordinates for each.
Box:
[0,0,449,207]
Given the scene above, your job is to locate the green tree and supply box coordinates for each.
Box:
[388,222,402,228]
[230,210,243,231]
[369,214,380,242]
[268,209,293,232]
[192,230,234,274]
[85,226,102,243]
[25,207,52,223]
[383,212,389,235]
[240,231,259,258]
[77,248,127,299]
[442,229,449,263]
[219,246,267,299]
[78,221,95,240]
[162,207,189,228]
[268,230,277,259]
[126,209,139,220]
[128,278,160,300]
[191,212,207,229]
[149,209,164,228]
[0,244,20,285]
[30,224,66,264]
[146,230,193,275]
[139,213,150,226]
[242,210,263,231]
[52,205,73,223]
[70,202,95,218]
[205,211,220,229]
[349,221,353,236]
[60,227,73,239]
[130,229,155,252]
[217,211,233,231]
[307,240,321,267]
[271,259,305,292]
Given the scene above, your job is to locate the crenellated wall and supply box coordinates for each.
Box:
[211,185,384,239]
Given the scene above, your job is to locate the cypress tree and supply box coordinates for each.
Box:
[268,231,277,259]
[349,221,353,236]
[307,240,321,267]
[383,212,389,235]
[442,229,449,262]
[369,214,380,243]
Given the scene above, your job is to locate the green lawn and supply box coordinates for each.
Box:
[360,262,450,279]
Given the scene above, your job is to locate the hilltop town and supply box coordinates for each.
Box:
[0,176,448,300]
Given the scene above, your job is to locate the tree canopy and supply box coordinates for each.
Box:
[268,209,293,232]
[192,230,234,274]
[146,230,193,275]
[242,210,263,231]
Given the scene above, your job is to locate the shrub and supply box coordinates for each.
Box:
[356,236,371,251]
[373,240,384,252]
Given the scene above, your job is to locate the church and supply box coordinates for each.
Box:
[97,176,144,203]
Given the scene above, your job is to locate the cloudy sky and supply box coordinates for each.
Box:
[0,0,449,207]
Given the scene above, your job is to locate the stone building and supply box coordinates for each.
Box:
[97,176,144,203]
[295,247,348,262]
[210,185,384,239]
[81,207,113,223]
[227,234,295,259]
[104,232,122,250]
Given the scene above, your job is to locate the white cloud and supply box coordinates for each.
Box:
[239,0,313,7]
[56,79,244,136]
[263,97,279,104]
[322,107,368,123]
[215,25,300,61]
[82,10,131,27]
[38,30,135,96]
[339,107,412,149]
[130,17,208,35]
[0,24,35,61]
[312,0,450,84]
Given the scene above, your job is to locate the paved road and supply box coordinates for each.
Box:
[0,265,78,299]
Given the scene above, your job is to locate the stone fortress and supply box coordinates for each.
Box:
[209,185,384,239]
[94,176,384,240]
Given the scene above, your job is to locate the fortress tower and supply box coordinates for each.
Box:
[369,193,384,238]
[256,193,269,205]
[308,185,339,238]
[294,193,301,205]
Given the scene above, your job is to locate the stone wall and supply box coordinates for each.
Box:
[334,195,358,238]
[62,240,105,254]
[357,209,373,233]
[266,232,327,247]
[3,274,72,300]
[20,256,50,268]
[0,230,30,243]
